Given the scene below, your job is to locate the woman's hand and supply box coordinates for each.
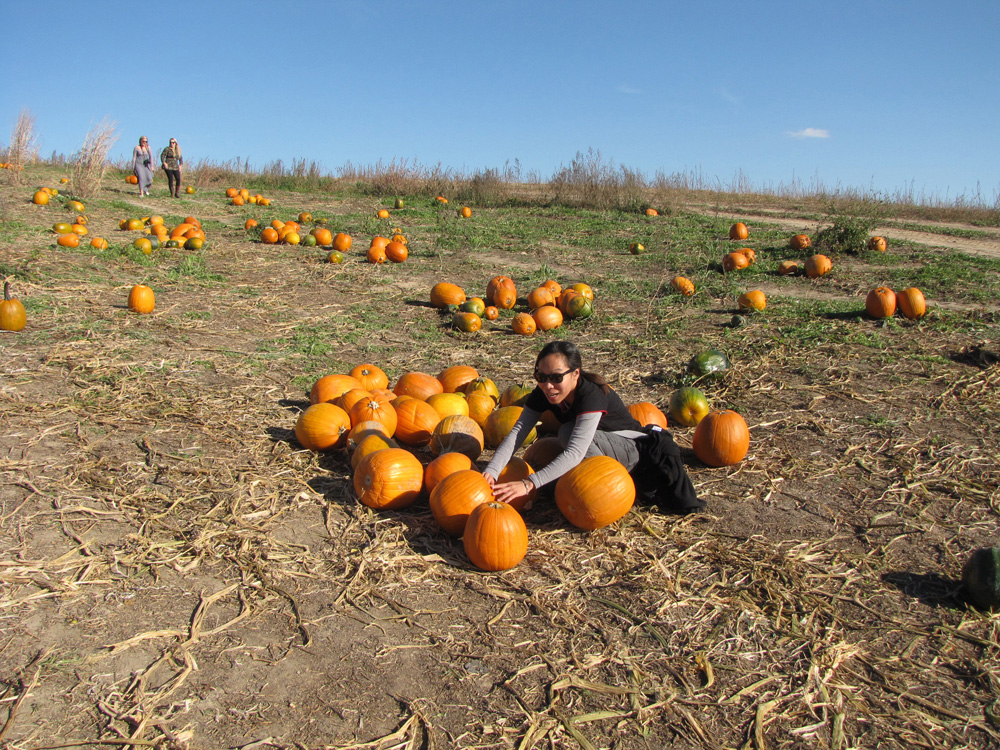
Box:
[491,479,532,505]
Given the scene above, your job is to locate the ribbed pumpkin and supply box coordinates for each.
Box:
[393,397,441,446]
[496,457,536,512]
[466,391,496,427]
[487,276,517,309]
[722,252,749,272]
[295,403,352,451]
[425,392,470,419]
[462,376,500,403]
[627,402,667,429]
[500,382,534,408]
[729,222,749,240]
[338,388,374,415]
[429,470,495,536]
[526,286,554,309]
[532,306,563,332]
[692,409,750,467]
[347,420,392,450]
[0,282,27,332]
[350,363,389,392]
[555,456,635,530]
[897,287,926,320]
[672,276,695,296]
[523,436,563,470]
[429,415,485,460]
[310,374,364,405]
[349,397,398,435]
[463,502,529,571]
[437,364,479,393]
[128,285,155,314]
[484,406,536,449]
[865,287,897,319]
[790,234,811,251]
[424,452,473,495]
[350,432,399,470]
[354,448,423,510]
[393,371,444,400]
[541,279,562,298]
[804,254,832,278]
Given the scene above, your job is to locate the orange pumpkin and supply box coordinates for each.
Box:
[463,502,529,571]
[350,363,389,392]
[295,403,352,451]
[729,222,749,240]
[523,436,563,470]
[350,432,399,471]
[897,287,926,320]
[672,276,695,296]
[430,282,466,308]
[466,391,496,427]
[738,290,767,312]
[487,276,517,309]
[627,402,667,429]
[790,234,811,251]
[310,374,364,405]
[868,236,888,253]
[0,281,27,332]
[429,470,495,536]
[459,206,472,218]
[429,415,485,460]
[260,227,279,244]
[484,305,499,321]
[312,227,333,246]
[350,397,398,435]
[532,306,563,332]
[394,371,444,400]
[526,286,554,309]
[495,457,536,513]
[865,286,897,319]
[804,254,832,278]
[484,406,535,449]
[425,392,471,420]
[555,456,635,530]
[722,252,749,272]
[778,260,799,276]
[366,244,386,263]
[437,364,479,394]
[692,409,750,467]
[354,448,423,510]
[541,279,562,298]
[338,388,374,415]
[452,312,482,332]
[645,208,659,217]
[127,284,155,314]
[57,233,80,248]
[393,397,441,446]
[333,233,352,252]
[385,241,408,263]
[511,312,536,336]
[424,452,474,495]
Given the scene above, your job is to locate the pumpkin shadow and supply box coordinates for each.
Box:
[404,299,437,308]
[881,571,963,609]
[950,343,999,369]
[266,425,298,447]
[279,398,310,412]
[821,310,866,321]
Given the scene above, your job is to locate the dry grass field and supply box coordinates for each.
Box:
[1,163,999,750]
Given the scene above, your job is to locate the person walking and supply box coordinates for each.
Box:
[160,138,183,198]
[132,136,154,197]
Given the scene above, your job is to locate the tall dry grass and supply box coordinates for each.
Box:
[5,109,39,185]
[549,148,649,211]
[71,118,118,200]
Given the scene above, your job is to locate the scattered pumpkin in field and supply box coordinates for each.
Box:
[385,241,408,263]
[459,206,472,218]
[90,237,109,250]
[532,305,563,331]
[464,501,529,571]
[722,252,749,272]
[261,227,279,244]
[645,208,659,217]
[669,387,710,427]
[526,286,554,309]
[511,312,536,336]
[897,287,927,320]
[185,186,196,194]
[778,260,799,276]
[729,222,749,240]
[436,195,449,204]
[437,364,479,394]
[629,242,645,254]
[868,236,887,252]
[865,286,897,319]
[0,281,27,332]
[692,409,749,467]
[126,175,139,185]
[671,276,695,296]
[377,209,390,219]
[460,297,486,316]
[487,276,517,309]
[736,247,756,265]
[555,456,635,530]
[452,311,482,332]
[127,284,155,314]
[738,290,767,312]
[688,349,732,379]
[32,190,50,205]
[366,244,386,263]
[333,233,352,252]
[804,254,832,278]
[57,233,81,248]
[484,305,499,321]
[628,402,667,429]
[790,234,811,251]
[395,198,405,209]
[430,282,466,308]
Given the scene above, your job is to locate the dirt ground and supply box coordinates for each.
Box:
[1,178,999,750]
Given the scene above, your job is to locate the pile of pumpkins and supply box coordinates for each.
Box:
[294,359,751,570]
[117,214,208,252]
[46,197,92,249]
[428,276,594,335]
[226,187,271,206]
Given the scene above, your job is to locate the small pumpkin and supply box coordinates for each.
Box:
[865,286,897,319]
[0,281,27,332]
[790,234,811,251]
[354,448,423,510]
[736,247,756,265]
[127,284,155,314]
[430,282,466,309]
[333,232,352,252]
[668,387,710,427]
[555,456,635,530]
[629,242,645,254]
[804,254,832,278]
[672,276,695,296]
[868,236,888,253]
[484,305,499,321]
[452,311,482,332]
[459,206,472,218]
[897,287,927,320]
[295,402,352,451]
[722,252,749,272]
[460,297,486,316]
[627,402,668,429]
[738,290,767,312]
[645,208,659,217]
[688,349,731,379]
[729,222,749,240]
[377,208,390,219]
[429,469,495,536]
[366,244,386,263]
[463,502,529,571]
[563,295,593,320]
[692,409,750,467]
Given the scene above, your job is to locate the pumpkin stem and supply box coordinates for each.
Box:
[3,281,11,301]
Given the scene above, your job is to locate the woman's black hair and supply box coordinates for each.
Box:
[535,340,610,393]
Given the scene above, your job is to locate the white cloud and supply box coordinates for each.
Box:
[788,128,831,139]
[618,84,642,95]
[719,88,741,105]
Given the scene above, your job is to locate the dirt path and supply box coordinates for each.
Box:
[686,206,1000,258]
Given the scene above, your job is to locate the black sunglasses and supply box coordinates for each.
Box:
[534,368,574,384]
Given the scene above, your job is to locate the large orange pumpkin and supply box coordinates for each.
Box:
[729,222,749,240]
[429,470,495,536]
[511,312,536,336]
[495,457,536,513]
[462,376,500,403]
[897,287,926,320]
[393,397,441,446]
[555,456,635,530]
[0,281,27,332]
[429,415,485,460]
[738,290,767,312]
[393,371,443,401]
[463,502,529,571]
[865,286,896,319]
[487,276,517,309]
[295,403,352,451]
[692,409,750,467]
[627,402,667,429]
[430,282,466,309]
[804,254,832,278]
[385,241,408,263]
[532,306,563,332]
[350,432,399,471]
[310,374,364,405]
[349,363,389,391]
[333,233,352,252]
[128,284,156,314]
[526,286,554,309]
[424,452,474,495]
[722,252,749,272]
[437,364,479,394]
[484,406,536,449]
[354,448,423,510]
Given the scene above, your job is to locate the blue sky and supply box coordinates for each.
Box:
[2,1,997,202]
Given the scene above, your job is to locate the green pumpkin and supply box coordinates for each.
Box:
[460,298,486,316]
[688,349,732,379]
[962,547,1000,610]
[565,295,593,319]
